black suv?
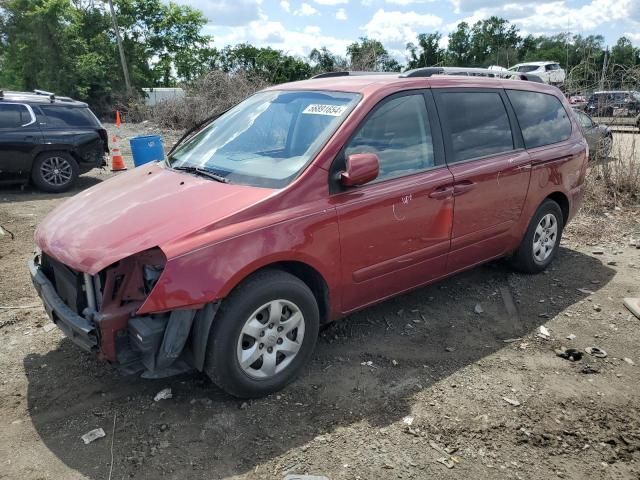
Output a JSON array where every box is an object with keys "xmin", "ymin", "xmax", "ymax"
[
  {"xmin": 585, "ymin": 90, "xmax": 640, "ymax": 119},
  {"xmin": 0, "ymin": 90, "xmax": 108, "ymax": 192}
]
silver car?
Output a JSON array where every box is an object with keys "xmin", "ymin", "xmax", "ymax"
[{"xmin": 573, "ymin": 108, "xmax": 613, "ymax": 161}]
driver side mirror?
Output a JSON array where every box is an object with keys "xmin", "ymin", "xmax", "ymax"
[{"xmin": 340, "ymin": 153, "xmax": 379, "ymax": 187}]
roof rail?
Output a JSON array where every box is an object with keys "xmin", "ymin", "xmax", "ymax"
[
  {"xmin": 311, "ymin": 71, "xmax": 396, "ymax": 79},
  {"xmin": 34, "ymin": 89, "xmax": 56, "ymax": 102},
  {"xmin": 400, "ymin": 67, "xmax": 543, "ymax": 83}
]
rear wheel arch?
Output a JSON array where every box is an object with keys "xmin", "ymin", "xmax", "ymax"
[{"xmin": 545, "ymin": 191, "xmax": 569, "ymax": 224}]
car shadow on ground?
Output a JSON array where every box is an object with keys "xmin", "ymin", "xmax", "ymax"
[
  {"xmin": 23, "ymin": 247, "xmax": 615, "ymax": 479},
  {"xmin": 0, "ymin": 172, "xmax": 106, "ymax": 204}
]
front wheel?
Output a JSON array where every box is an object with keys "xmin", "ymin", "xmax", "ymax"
[
  {"xmin": 204, "ymin": 269, "xmax": 319, "ymax": 398},
  {"xmin": 510, "ymin": 199, "xmax": 564, "ymax": 273}
]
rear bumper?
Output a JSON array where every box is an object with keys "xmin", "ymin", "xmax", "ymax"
[
  {"xmin": 28, "ymin": 259, "xmax": 98, "ymax": 352},
  {"xmin": 78, "ymin": 153, "xmax": 108, "ymax": 173}
]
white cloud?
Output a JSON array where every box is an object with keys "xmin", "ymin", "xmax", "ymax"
[
  {"xmin": 294, "ymin": 2, "xmax": 320, "ymax": 15},
  {"xmin": 386, "ymin": 0, "xmax": 435, "ymax": 5},
  {"xmin": 362, "ymin": 9, "xmax": 443, "ymax": 48},
  {"xmin": 449, "ymin": 0, "xmax": 636, "ymax": 38},
  {"xmin": 450, "ymin": 0, "xmax": 532, "ymax": 14},
  {"xmin": 512, "ymin": 0, "xmax": 632, "ymax": 33},
  {"xmin": 212, "ymin": 19, "xmax": 352, "ymax": 57},
  {"xmin": 280, "ymin": 0, "xmax": 291, "ymax": 12},
  {"xmin": 336, "ymin": 7, "xmax": 348, "ymax": 20},
  {"xmin": 304, "ymin": 25, "xmax": 322, "ymax": 34},
  {"xmin": 625, "ymin": 32, "xmax": 640, "ymax": 43},
  {"xmin": 172, "ymin": 0, "xmax": 261, "ymax": 26},
  {"xmin": 313, "ymin": 0, "xmax": 349, "ymax": 4},
  {"xmin": 361, "ymin": 0, "xmax": 374, "ymax": 5}
]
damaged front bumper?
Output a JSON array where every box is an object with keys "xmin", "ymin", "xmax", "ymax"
[
  {"xmin": 29, "ymin": 255, "xmax": 219, "ymax": 379},
  {"xmin": 29, "ymin": 259, "xmax": 99, "ymax": 352}
]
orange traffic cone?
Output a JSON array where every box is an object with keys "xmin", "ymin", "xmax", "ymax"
[{"xmin": 110, "ymin": 135, "xmax": 127, "ymax": 172}]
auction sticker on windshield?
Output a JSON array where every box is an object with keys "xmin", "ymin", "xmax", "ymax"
[{"xmin": 302, "ymin": 104, "xmax": 348, "ymax": 116}]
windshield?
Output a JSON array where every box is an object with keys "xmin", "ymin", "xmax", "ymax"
[{"xmin": 168, "ymin": 90, "xmax": 360, "ymax": 188}]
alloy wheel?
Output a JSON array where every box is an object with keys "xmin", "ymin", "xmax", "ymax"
[{"xmin": 40, "ymin": 156, "xmax": 73, "ymax": 186}]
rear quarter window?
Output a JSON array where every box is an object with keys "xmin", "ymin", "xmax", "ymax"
[
  {"xmin": 506, "ymin": 90, "xmax": 572, "ymax": 148},
  {"xmin": 0, "ymin": 103, "xmax": 32, "ymax": 128},
  {"xmin": 40, "ymin": 106, "xmax": 101, "ymax": 128}
]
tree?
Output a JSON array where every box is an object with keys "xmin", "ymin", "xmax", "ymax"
[
  {"xmin": 213, "ymin": 43, "xmax": 312, "ymax": 82},
  {"xmin": 447, "ymin": 22, "xmax": 471, "ymax": 66},
  {"xmin": 609, "ymin": 37, "xmax": 639, "ymax": 88},
  {"xmin": 406, "ymin": 32, "xmax": 444, "ymax": 69},
  {"xmin": 347, "ymin": 37, "xmax": 401, "ymax": 72},
  {"xmin": 0, "ymin": 0, "xmax": 212, "ymax": 111},
  {"xmin": 469, "ymin": 16, "xmax": 520, "ymax": 66},
  {"xmin": 309, "ymin": 47, "xmax": 347, "ymax": 73}
]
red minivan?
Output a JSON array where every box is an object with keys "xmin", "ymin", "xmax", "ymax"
[{"xmin": 29, "ymin": 71, "xmax": 588, "ymax": 397}]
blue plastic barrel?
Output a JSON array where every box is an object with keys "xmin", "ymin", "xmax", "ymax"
[{"xmin": 129, "ymin": 135, "xmax": 165, "ymax": 167}]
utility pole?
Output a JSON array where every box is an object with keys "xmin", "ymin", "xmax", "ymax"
[{"xmin": 107, "ymin": 0, "xmax": 132, "ymax": 94}]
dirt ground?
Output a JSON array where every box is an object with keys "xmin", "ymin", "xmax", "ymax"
[{"xmin": 1, "ymin": 126, "xmax": 639, "ymax": 480}]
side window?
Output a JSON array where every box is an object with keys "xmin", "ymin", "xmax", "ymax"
[
  {"xmin": 0, "ymin": 104, "xmax": 32, "ymax": 128},
  {"xmin": 506, "ymin": 90, "xmax": 572, "ymax": 148},
  {"xmin": 39, "ymin": 106, "xmax": 99, "ymax": 128},
  {"xmin": 345, "ymin": 94, "xmax": 434, "ymax": 181},
  {"xmin": 437, "ymin": 91, "xmax": 513, "ymax": 163},
  {"xmin": 576, "ymin": 111, "xmax": 593, "ymax": 129}
]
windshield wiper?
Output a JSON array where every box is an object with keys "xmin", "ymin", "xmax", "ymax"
[{"xmin": 172, "ymin": 166, "xmax": 229, "ymax": 183}]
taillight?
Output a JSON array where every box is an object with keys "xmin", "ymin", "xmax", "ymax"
[{"xmin": 98, "ymin": 128, "xmax": 109, "ymax": 152}]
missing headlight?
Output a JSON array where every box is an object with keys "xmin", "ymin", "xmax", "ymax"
[{"xmin": 143, "ymin": 264, "xmax": 164, "ymax": 294}]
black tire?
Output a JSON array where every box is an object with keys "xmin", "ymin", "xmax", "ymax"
[
  {"xmin": 204, "ymin": 269, "xmax": 320, "ymax": 398},
  {"xmin": 31, "ymin": 151, "xmax": 79, "ymax": 193},
  {"xmin": 510, "ymin": 199, "xmax": 564, "ymax": 274}
]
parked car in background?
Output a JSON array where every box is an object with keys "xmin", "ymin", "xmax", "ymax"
[
  {"xmin": 586, "ymin": 90, "xmax": 640, "ymax": 120},
  {"xmin": 569, "ymin": 94, "xmax": 587, "ymax": 110},
  {"xmin": 0, "ymin": 90, "xmax": 108, "ymax": 192},
  {"xmin": 573, "ymin": 108, "xmax": 613, "ymax": 160},
  {"xmin": 30, "ymin": 71, "xmax": 588, "ymax": 398},
  {"xmin": 508, "ymin": 61, "xmax": 565, "ymax": 85}
]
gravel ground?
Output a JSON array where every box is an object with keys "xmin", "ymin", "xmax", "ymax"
[{"xmin": 0, "ymin": 126, "xmax": 639, "ymax": 480}]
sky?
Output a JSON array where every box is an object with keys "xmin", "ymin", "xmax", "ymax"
[{"xmin": 171, "ymin": 0, "xmax": 640, "ymax": 64}]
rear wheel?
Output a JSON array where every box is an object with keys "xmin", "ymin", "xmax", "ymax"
[
  {"xmin": 204, "ymin": 270, "xmax": 319, "ymax": 398},
  {"xmin": 31, "ymin": 152, "xmax": 79, "ymax": 193},
  {"xmin": 510, "ymin": 199, "xmax": 564, "ymax": 273}
]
